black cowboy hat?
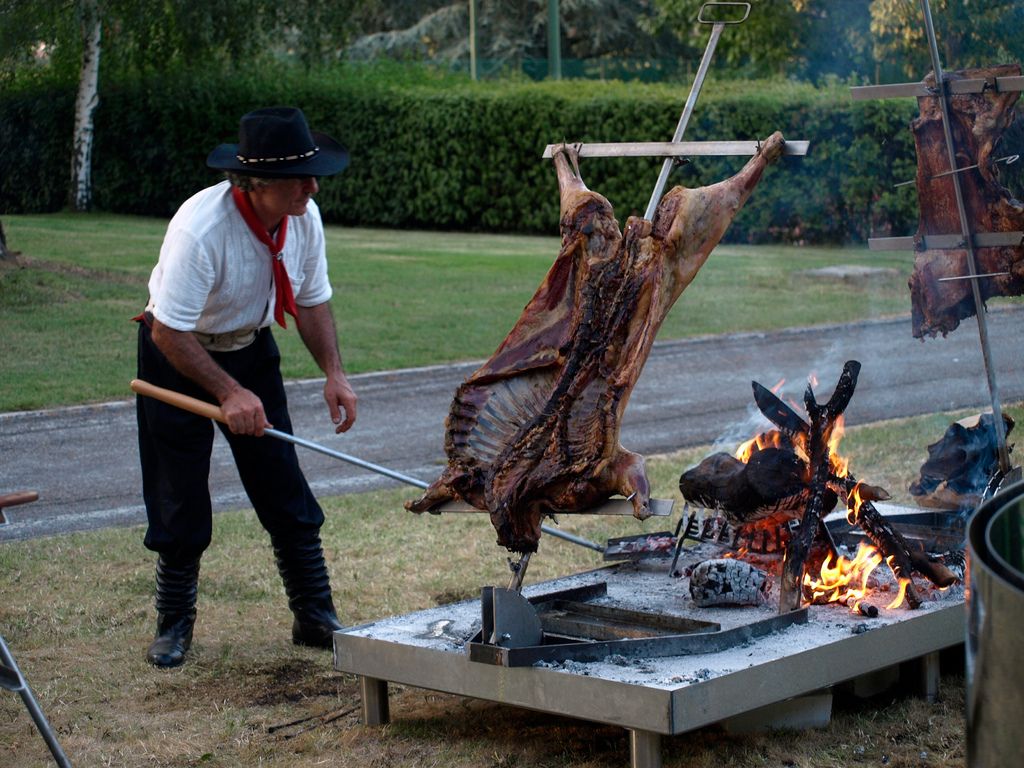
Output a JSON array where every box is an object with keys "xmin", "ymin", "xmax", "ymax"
[{"xmin": 206, "ymin": 106, "xmax": 349, "ymax": 178}]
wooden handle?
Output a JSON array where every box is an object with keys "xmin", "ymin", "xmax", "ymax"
[
  {"xmin": 130, "ymin": 379, "xmax": 226, "ymax": 424},
  {"xmin": 0, "ymin": 490, "xmax": 38, "ymax": 508}
]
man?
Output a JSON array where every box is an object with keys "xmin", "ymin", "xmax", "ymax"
[{"xmin": 135, "ymin": 106, "xmax": 357, "ymax": 668}]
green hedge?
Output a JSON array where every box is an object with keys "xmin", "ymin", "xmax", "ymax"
[{"xmin": 0, "ymin": 67, "xmax": 919, "ymax": 242}]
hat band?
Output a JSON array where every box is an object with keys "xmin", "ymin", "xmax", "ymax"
[{"xmin": 236, "ymin": 146, "xmax": 319, "ymax": 165}]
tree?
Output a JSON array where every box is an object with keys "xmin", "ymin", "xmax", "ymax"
[
  {"xmin": 870, "ymin": 0, "xmax": 1024, "ymax": 80},
  {"xmin": 345, "ymin": 1, "xmax": 683, "ymax": 75},
  {"xmin": 70, "ymin": 0, "xmax": 101, "ymax": 212},
  {"xmin": 644, "ymin": 0, "xmax": 874, "ymax": 82},
  {"xmin": 0, "ymin": 0, "xmax": 362, "ymax": 211}
]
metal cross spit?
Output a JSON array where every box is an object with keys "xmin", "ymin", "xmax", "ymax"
[{"xmin": 541, "ymin": 1, "xmax": 808, "ymax": 221}]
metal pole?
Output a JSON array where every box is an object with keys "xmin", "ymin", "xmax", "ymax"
[
  {"xmin": 919, "ymin": 0, "xmax": 1011, "ymax": 474},
  {"xmin": 547, "ymin": 0, "xmax": 561, "ymax": 80},
  {"xmin": 263, "ymin": 427, "xmax": 603, "ymax": 552},
  {"xmin": 643, "ymin": 22, "xmax": 725, "ymax": 220},
  {"xmin": 468, "ymin": 0, "xmax": 478, "ymax": 81},
  {"xmin": 0, "ymin": 636, "xmax": 72, "ymax": 768},
  {"xmin": 130, "ymin": 379, "xmax": 605, "ymax": 554}
]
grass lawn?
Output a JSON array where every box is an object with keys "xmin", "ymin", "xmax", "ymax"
[
  {"xmin": 5, "ymin": 399, "xmax": 1018, "ymax": 768},
  {"xmin": 0, "ymin": 212, "xmax": 918, "ymax": 411},
  {"xmin": 0, "ymin": 213, "xmax": 1009, "ymax": 767}
]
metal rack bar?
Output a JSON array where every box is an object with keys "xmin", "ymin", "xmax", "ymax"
[
  {"xmin": 850, "ymin": 75, "xmax": 1024, "ymax": 100},
  {"xmin": 541, "ymin": 140, "xmax": 808, "ymax": 160},
  {"xmin": 0, "ymin": 636, "xmax": 71, "ymax": 767},
  {"xmin": 643, "ymin": 2, "xmax": 750, "ymax": 221},
  {"xmin": 868, "ymin": 232, "xmax": 1024, "ymax": 251}
]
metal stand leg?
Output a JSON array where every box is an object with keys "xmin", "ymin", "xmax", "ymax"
[
  {"xmin": 359, "ymin": 676, "xmax": 390, "ymax": 726},
  {"xmin": 629, "ymin": 728, "xmax": 662, "ymax": 768},
  {"xmin": 914, "ymin": 651, "xmax": 941, "ymax": 703},
  {"xmin": 0, "ymin": 636, "xmax": 72, "ymax": 767}
]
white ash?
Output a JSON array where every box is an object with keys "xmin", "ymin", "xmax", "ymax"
[
  {"xmin": 688, "ymin": 558, "xmax": 771, "ymax": 607},
  {"xmin": 339, "ymin": 543, "xmax": 964, "ymax": 690}
]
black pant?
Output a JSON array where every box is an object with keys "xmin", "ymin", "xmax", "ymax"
[{"xmin": 136, "ymin": 322, "xmax": 324, "ymax": 561}]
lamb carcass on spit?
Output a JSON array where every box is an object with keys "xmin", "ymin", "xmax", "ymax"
[
  {"xmin": 406, "ymin": 133, "xmax": 787, "ymax": 552},
  {"xmin": 909, "ymin": 64, "xmax": 1024, "ymax": 338}
]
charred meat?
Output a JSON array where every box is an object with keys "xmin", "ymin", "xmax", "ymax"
[
  {"xmin": 407, "ymin": 134, "xmax": 787, "ymax": 552},
  {"xmin": 909, "ymin": 64, "xmax": 1024, "ymax": 338}
]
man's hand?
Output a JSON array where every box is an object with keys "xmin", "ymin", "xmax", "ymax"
[
  {"xmin": 220, "ymin": 387, "xmax": 272, "ymax": 436},
  {"xmin": 151, "ymin": 319, "xmax": 269, "ymax": 435},
  {"xmin": 324, "ymin": 373, "xmax": 357, "ymax": 433}
]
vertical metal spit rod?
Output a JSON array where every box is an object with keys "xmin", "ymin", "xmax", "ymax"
[
  {"xmin": 643, "ymin": 2, "xmax": 750, "ymax": 221},
  {"xmin": 919, "ymin": 0, "xmax": 1011, "ymax": 474}
]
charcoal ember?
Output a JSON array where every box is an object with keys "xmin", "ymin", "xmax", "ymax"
[
  {"xmin": 688, "ymin": 558, "xmax": 771, "ymax": 607},
  {"xmin": 938, "ymin": 549, "xmax": 967, "ymax": 581},
  {"xmin": 908, "ymin": 64, "xmax": 1024, "ymax": 339},
  {"xmin": 407, "ymin": 134, "xmax": 787, "ymax": 552},
  {"xmin": 910, "ymin": 413, "xmax": 1015, "ymax": 511}
]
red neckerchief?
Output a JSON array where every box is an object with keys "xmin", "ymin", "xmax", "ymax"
[{"xmin": 231, "ymin": 185, "xmax": 298, "ymax": 328}]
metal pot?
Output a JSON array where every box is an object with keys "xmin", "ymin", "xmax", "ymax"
[{"xmin": 967, "ymin": 479, "xmax": 1024, "ymax": 767}]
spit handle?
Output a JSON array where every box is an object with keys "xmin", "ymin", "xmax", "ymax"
[
  {"xmin": 698, "ymin": 2, "xmax": 751, "ymax": 24},
  {"xmin": 131, "ymin": 378, "xmax": 226, "ymax": 423},
  {"xmin": 130, "ymin": 379, "xmax": 606, "ymax": 552}
]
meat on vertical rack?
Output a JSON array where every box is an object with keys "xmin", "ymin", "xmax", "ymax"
[
  {"xmin": 406, "ymin": 133, "xmax": 787, "ymax": 552},
  {"xmin": 909, "ymin": 64, "xmax": 1024, "ymax": 338}
]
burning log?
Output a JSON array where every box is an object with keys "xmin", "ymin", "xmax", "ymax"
[
  {"xmin": 777, "ymin": 362, "xmax": 860, "ymax": 613},
  {"xmin": 688, "ymin": 558, "xmax": 770, "ymax": 608},
  {"xmin": 684, "ymin": 361, "xmax": 957, "ymax": 614},
  {"xmin": 844, "ymin": 485, "xmax": 958, "ymax": 592},
  {"xmin": 909, "ymin": 412, "xmax": 1015, "ymax": 511},
  {"xmin": 908, "ymin": 64, "xmax": 1024, "ymax": 339}
]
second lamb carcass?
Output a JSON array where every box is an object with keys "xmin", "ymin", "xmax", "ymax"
[
  {"xmin": 909, "ymin": 64, "xmax": 1024, "ymax": 338},
  {"xmin": 407, "ymin": 133, "xmax": 787, "ymax": 552}
]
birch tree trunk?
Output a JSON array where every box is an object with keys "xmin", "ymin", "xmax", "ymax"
[
  {"xmin": 70, "ymin": 0, "xmax": 102, "ymax": 212},
  {"xmin": 0, "ymin": 220, "xmax": 13, "ymax": 262}
]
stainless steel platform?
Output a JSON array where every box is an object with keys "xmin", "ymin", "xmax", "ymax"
[{"xmin": 334, "ymin": 556, "xmax": 964, "ymax": 768}]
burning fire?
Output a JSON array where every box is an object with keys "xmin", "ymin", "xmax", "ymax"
[
  {"xmin": 734, "ymin": 430, "xmax": 803, "ymax": 463},
  {"xmin": 733, "ymin": 414, "xmax": 849, "ymax": 480},
  {"xmin": 802, "ymin": 544, "xmax": 910, "ymax": 612},
  {"xmin": 733, "ymin": 410, "xmax": 915, "ymax": 612},
  {"xmin": 803, "ymin": 542, "xmax": 882, "ymax": 609}
]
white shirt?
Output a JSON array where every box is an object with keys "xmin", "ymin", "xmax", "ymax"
[{"xmin": 146, "ymin": 180, "xmax": 332, "ymax": 334}]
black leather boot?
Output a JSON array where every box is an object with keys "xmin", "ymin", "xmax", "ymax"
[
  {"xmin": 272, "ymin": 532, "xmax": 343, "ymax": 648},
  {"xmin": 146, "ymin": 555, "xmax": 200, "ymax": 668}
]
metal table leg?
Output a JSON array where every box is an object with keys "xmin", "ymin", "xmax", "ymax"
[
  {"xmin": 359, "ymin": 676, "xmax": 390, "ymax": 726},
  {"xmin": 629, "ymin": 728, "xmax": 662, "ymax": 768},
  {"xmin": 914, "ymin": 650, "xmax": 941, "ymax": 703}
]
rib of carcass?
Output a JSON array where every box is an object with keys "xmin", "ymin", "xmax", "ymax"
[
  {"xmin": 406, "ymin": 133, "xmax": 787, "ymax": 552},
  {"xmin": 909, "ymin": 64, "xmax": 1024, "ymax": 338}
]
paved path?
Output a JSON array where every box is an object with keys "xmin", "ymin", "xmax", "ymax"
[{"xmin": 2, "ymin": 309, "xmax": 1022, "ymax": 541}]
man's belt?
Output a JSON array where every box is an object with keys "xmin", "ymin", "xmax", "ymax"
[{"xmin": 192, "ymin": 327, "xmax": 259, "ymax": 352}]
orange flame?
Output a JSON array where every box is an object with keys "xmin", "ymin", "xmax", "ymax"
[
  {"xmin": 846, "ymin": 481, "xmax": 865, "ymax": 525},
  {"xmin": 803, "ymin": 543, "xmax": 883, "ymax": 608},
  {"xmin": 882, "ymin": 555, "xmax": 912, "ymax": 609},
  {"xmin": 828, "ymin": 415, "xmax": 849, "ymax": 478},
  {"xmin": 735, "ymin": 431, "xmax": 787, "ymax": 463}
]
